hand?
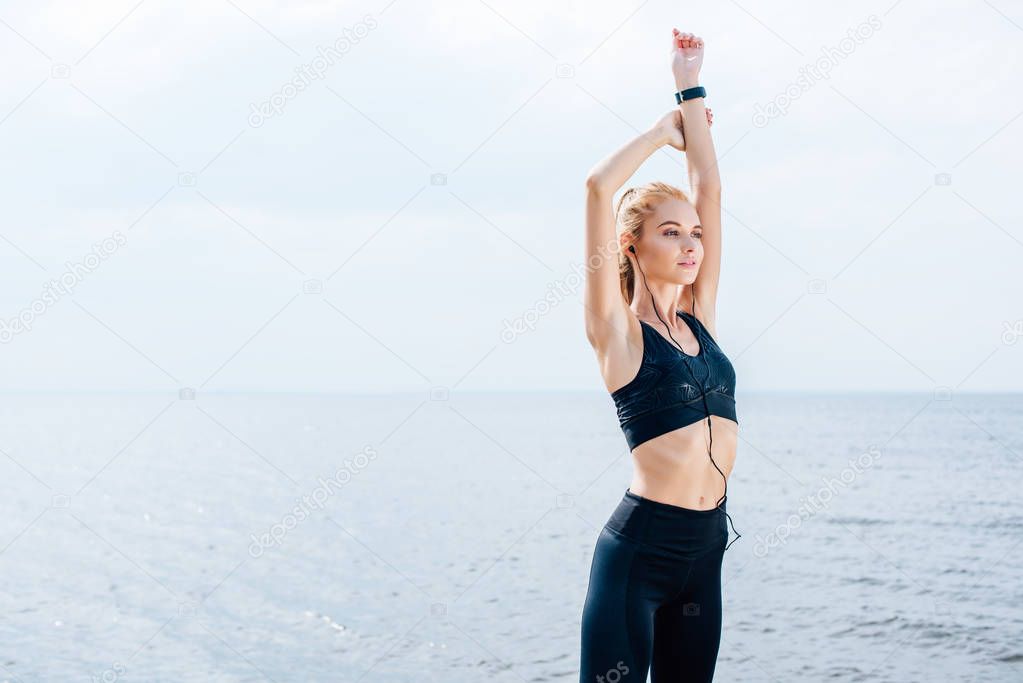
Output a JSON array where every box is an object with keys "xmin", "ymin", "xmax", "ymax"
[
  {"xmin": 651, "ymin": 107, "xmax": 713, "ymax": 152},
  {"xmin": 652, "ymin": 109, "xmax": 686, "ymax": 151},
  {"xmin": 670, "ymin": 28, "xmax": 704, "ymax": 88}
]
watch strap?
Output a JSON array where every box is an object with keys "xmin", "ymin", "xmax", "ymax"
[{"xmin": 674, "ymin": 86, "xmax": 706, "ymax": 104}]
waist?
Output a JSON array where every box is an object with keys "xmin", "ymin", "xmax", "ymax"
[{"xmin": 604, "ymin": 488, "xmax": 727, "ymax": 554}]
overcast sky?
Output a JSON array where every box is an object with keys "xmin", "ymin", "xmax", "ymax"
[{"xmin": 0, "ymin": 0, "xmax": 1020, "ymax": 393}]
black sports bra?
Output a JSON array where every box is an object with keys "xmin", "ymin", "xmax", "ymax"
[{"xmin": 610, "ymin": 310, "xmax": 738, "ymax": 451}]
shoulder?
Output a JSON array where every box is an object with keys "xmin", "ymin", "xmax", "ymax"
[{"xmin": 682, "ymin": 306, "xmax": 720, "ymax": 345}]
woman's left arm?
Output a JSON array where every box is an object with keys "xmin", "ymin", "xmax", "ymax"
[{"xmin": 671, "ymin": 30, "xmax": 723, "ymax": 336}]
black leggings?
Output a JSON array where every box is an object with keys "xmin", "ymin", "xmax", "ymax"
[{"xmin": 579, "ymin": 488, "xmax": 727, "ymax": 683}]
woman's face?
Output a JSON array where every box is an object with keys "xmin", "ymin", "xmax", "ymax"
[{"xmin": 635, "ymin": 198, "xmax": 703, "ymax": 284}]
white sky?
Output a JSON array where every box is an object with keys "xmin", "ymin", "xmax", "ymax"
[{"xmin": 0, "ymin": 0, "xmax": 1020, "ymax": 393}]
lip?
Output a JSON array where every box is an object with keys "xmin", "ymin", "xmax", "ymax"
[{"xmin": 677, "ymin": 261, "xmax": 697, "ymax": 267}]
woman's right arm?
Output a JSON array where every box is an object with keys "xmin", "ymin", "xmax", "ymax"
[{"xmin": 583, "ymin": 122, "xmax": 672, "ymax": 350}]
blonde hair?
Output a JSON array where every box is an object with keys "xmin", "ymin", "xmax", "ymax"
[{"xmin": 615, "ymin": 181, "xmax": 690, "ymax": 303}]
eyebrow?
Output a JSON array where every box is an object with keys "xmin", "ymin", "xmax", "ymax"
[{"xmin": 657, "ymin": 221, "xmax": 702, "ymax": 230}]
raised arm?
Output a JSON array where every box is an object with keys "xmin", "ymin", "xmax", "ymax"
[
  {"xmin": 671, "ymin": 30, "xmax": 723, "ymax": 333},
  {"xmin": 583, "ymin": 114, "xmax": 684, "ymax": 349}
]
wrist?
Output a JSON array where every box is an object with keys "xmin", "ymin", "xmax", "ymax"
[
  {"xmin": 675, "ymin": 77, "xmax": 700, "ymax": 91},
  {"xmin": 643, "ymin": 125, "xmax": 668, "ymax": 149}
]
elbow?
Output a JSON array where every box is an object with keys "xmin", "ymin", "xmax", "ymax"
[{"xmin": 585, "ymin": 173, "xmax": 610, "ymax": 195}]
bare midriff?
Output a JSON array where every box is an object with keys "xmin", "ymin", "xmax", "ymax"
[{"xmin": 627, "ymin": 415, "xmax": 738, "ymax": 510}]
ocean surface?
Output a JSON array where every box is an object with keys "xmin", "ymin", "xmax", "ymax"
[{"xmin": 0, "ymin": 391, "xmax": 1020, "ymax": 682}]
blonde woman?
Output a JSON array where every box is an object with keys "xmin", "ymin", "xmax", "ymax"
[{"xmin": 579, "ymin": 30, "xmax": 737, "ymax": 682}]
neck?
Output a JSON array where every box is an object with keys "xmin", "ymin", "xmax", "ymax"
[{"xmin": 630, "ymin": 282, "xmax": 682, "ymax": 326}]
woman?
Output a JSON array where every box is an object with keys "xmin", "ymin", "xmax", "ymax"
[{"xmin": 579, "ymin": 30, "xmax": 738, "ymax": 682}]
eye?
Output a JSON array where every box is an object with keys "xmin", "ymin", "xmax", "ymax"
[
  {"xmin": 665, "ymin": 229, "xmax": 680, "ymax": 236},
  {"xmin": 693, "ymin": 230, "xmax": 703, "ymax": 239}
]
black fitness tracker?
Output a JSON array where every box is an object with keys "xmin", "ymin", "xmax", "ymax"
[{"xmin": 674, "ymin": 86, "xmax": 706, "ymax": 104}]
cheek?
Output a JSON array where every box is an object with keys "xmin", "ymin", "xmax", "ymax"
[{"xmin": 654, "ymin": 241, "xmax": 678, "ymax": 263}]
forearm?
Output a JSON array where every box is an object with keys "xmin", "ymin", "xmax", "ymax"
[
  {"xmin": 676, "ymin": 77, "xmax": 720, "ymax": 191},
  {"xmin": 586, "ymin": 127, "xmax": 665, "ymax": 195}
]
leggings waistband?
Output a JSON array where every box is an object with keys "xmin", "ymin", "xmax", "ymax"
[{"xmin": 605, "ymin": 488, "xmax": 727, "ymax": 554}]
